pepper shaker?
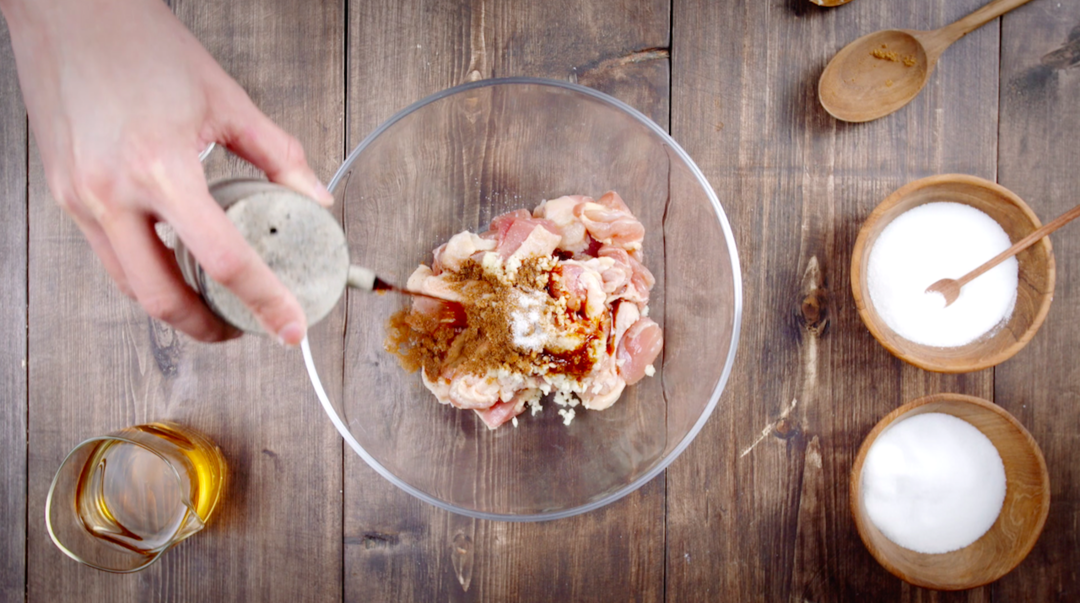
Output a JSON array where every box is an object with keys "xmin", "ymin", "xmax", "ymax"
[{"xmin": 174, "ymin": 178, "xmax": 376, "ymax": 335}]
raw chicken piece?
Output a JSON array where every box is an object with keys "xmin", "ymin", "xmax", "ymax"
[
  {"xmin": 507, "ymin": 224, "xmax": 562, "ymax": 264},
  {"xmin": 617, "ymin": 318, "xmax": 664, "ymax": 385},
  {"xmin": 575, "ymin": 191, "xmax": 645, "ymax": 251},
  {"xmin": 474, "ymin": 392, "xmax": 531, "ymax": 430},
  {"xmin": 448, "ymin": 373, "xmax": 501, "ymax": 410},
  {"xmin": 421, "ymin": 368, "xmax": 452, "ymax": 405},
  {"xmin": 406, "ymin": 265, "xmax": 464, "ymax": 302},
  {"xmin": 596, "ymin": 190, "xmax": 632, "ymax": 213},
  {"xmin": 534, "ymin": 195, "xmax": 590, "ymax": 252},
  {"xmin": 550, "ymin": 260, "xmax": 606, "ymax": 318},
  {"xmin": 487, "ymin": 209, "xmax": 532, "ymax": 236},
  {"xmin": 599, "ymin": 246, "xmax": 654, "ymax": 303},
  {"xmin": 549, "ymin": 263, "xmax": 587, "ymax": 312},
  {"xmin": 612, "ymin": 301, "xmax": 641, "ymax": 346},
  {"xmin": 488, "ymin": 212, "xmax": 560, "ymax": 258},
  {"xmin": 578, "ymin": 352, "xmax": 626, "ymax": 411},
  {"xmin": 434, "ymin": 232, "xmax": 497, "ymax": 273}
]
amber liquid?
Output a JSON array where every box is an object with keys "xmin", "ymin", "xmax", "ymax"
[{"xmin": 74, "ymin": 423, "xmax": 226, "ymax": 556}]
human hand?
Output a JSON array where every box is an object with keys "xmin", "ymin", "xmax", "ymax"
[{"xmin": 0, "ymin": 0, "xmax": 333, "ymax": 345}]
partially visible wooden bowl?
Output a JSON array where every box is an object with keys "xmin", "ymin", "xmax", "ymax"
[
  {"xmin": 851, "ymin": 174, "xmax": 1055, "ymax": 373},
  {"xmin": 851, "ymin": 394, "xmax": 1050, "ymax": 591}
]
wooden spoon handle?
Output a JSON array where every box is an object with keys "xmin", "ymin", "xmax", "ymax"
[
  {"xmin": 929, "ymin": 0, "xmax": 1034, "ymax": 52},
  {"xmin": 958, "ymin": 201, "xmax": 1080, "ymax": 288}
]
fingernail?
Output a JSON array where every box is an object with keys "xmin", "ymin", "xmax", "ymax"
[
  {"xmin": 276, "ymin": 321, "xmax": 305, "ymax": 347},
  {"xmin": 313, "ymin": 179, "xmax": 333, "ymax": 206}
]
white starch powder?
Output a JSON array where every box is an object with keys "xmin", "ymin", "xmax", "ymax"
[
  {"xmin": 867, "ymin": 202, "xmax": 1018, "ymax": 347},
  {"xmin": 861, "ymin": 412, "xmax": 1006, "ymax": 554}
]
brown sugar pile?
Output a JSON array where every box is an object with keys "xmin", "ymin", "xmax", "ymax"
[
  {"xmin": 384, "ymin": 256, "xmax": 599, "ymax": 383},
  {"xmin": 871, "ymin": 47, "xmax": 900, "ymax": 62},
  {"xmin": 871, "ymin": 46, "xmax": 918, "ymax": 67}
]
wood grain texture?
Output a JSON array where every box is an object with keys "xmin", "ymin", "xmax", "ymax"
[
  {"xmin": 25, "ymin": 1, "xmax": 343, "ymax": 601},
  {"xmin": 995, "ymin": 2, "xmax": 1080, "ymax": 600},
  {"xmin": 0, "ymin": 16, "xmax": 27, "ymax": 603},
  {"xmin": 669, "ymin": 0, "xmax": 999, "ymax": 600},
  {"xmin": 343, "ymin": 0, "xmax": 669, "ymax": 601}
]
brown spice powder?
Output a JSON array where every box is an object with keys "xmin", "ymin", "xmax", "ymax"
[
  {"xmin": 871, "ymin": 48, "xmax": 900, "ymax": 62},
  {"xmin": 870, "ymin": 47, "xmax": 918, "ymax": 68},
  {"xmin": 384, "ymin": 256, "xmax": 599, "ymax": 383}
]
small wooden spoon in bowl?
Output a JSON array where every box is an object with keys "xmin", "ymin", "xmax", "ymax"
[
  {"xmin": 927, "ymin": 201, "xmax": 1080, "ymax": 306},
  {"xmin": 819, "ymin": 0, "xmax": 1033, "ymax": 123}
]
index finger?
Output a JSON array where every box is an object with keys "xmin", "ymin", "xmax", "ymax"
[{"xmin": 150, "ymin": 156, "xmax": 308, "ymax": 346}]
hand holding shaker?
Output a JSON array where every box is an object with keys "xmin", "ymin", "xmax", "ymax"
[{"xmin": 173, "ymin": 179, "xmax": 378, "ymax": 336}]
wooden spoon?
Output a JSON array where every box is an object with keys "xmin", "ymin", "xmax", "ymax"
[
  {"xmin": 819, "ymin": 0, "xmax": 1033, "ymax": 122},
  {"xmin": 927, "ymin": 202, "xmax": 1080, "ymax": 306}
]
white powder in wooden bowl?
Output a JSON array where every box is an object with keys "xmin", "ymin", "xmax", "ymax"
[
  {"xmin": 861, "ymin": 412, "xmax": 1006, "ymax": 554},
  {"xmin": 867, "ymin": 202, "xmax": 1018, "ymax": 347}
]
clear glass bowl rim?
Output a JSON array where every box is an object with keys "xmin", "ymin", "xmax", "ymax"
[{"xmin": 301, "ymin": 76, "xmax": 744, "ymax": 522}]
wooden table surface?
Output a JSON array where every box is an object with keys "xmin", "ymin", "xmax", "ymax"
[{"xmin": 3, "ymin": 0, "xmax": 1080, "ymax": 601}]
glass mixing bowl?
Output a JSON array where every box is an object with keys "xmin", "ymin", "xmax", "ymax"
[{"xmin": 302, "ymin": 78, "xmax": 741, "ymax": 521}]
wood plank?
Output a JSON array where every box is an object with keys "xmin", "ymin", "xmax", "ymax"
[
  {"xmin": 995, "ymin": 3, "xmax": 1080, "ymax": 600},
  {"xmin": 342, "ymin": 1, "xmax": 670, "ymax": 600},
  {"xmin": 25, "ymin": 0, "xmax": 343, "ymax": 600},
  {"xmin": 669, "ymin": 0, "xmax": 1000, "ymax": 600},
  {"xmin": 0, "ymin": 15, "xmax": 27, "ymax": 603}
]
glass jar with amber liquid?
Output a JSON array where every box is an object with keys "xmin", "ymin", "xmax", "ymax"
[{"xmin": 46, "ymin": 422, "xmax": 227, "ymax": 573}]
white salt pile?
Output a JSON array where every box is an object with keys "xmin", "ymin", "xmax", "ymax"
[
  {"xmin": 861, "ymin": 412, "xmax": 1006, "ymax": 554},
  {"xmin": 867, "ymin": 202, "xmax": 1018, "ymax": 347},
  {"xmin": 510, "ymin": 290, "xmax": 551, "ymax": 352}
]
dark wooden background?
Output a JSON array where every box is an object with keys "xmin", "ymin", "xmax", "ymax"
[{"xmin": 3, "ymin": 0, "xmax": 1079, "ymax": 600}]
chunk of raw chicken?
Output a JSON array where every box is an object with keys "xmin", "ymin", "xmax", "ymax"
[
  {"xmin": 486, "ymin": 211, "xmax": 561, "ymax": 258},
  {"xmin": 598, "ymin": 246, "xmax": 655, "ymax": 303},
  {"xmin": 448, "ymin": 373, "xmax": 501, "ymax": 410},
  {"xmin": 473, "ymin": 389, "xmax": 536, "ymax": 430},
  {"xmin": 405, "ymin": 265, "xmax": 464, "ymax": 302},
  {"xmin": 578, "ymin": 352, "xmax": 626, "ymax": 411},
  {"xmin": 617, "ymin": 317, "xmax": 663, "ymax": 385},
  {"xmin": 533, "ymin": 195, "xmax": 590, "ymax": 252},
  {"xmin": 549, "ymin": 260, "xmax": 606, "ymax": 318},
  {"xmin": 574, "ymin": 191, "xmax": 645, "ymax": 251},
  {"xmin": 507, "ymin": 224, "xmax": 562, "ymax": 264},
  {"xmin": 433, "ymin": 231, "xmax": 497, "ymax": 273}
]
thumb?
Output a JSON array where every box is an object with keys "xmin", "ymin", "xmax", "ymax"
[{"xmin": 215, "ymin": 92, "xmax": 334, "ymax": 207}]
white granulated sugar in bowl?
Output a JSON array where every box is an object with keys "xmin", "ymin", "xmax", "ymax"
[
  {"xmin": 861, "ymin": 412, "xmax": 1006, "ymax": 554},
  {"xmin": 867, "ymin": 202, "xmax": 1018, "ymax": 347}
]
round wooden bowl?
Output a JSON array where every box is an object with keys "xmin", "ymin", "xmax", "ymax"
[
  {"xmin": 850, "ymin": 394, "xmax": 1050, "ymax": 591},
  {"xmin": 851, "ymin": 174, "xmax": 1055, "ymax": 373}
]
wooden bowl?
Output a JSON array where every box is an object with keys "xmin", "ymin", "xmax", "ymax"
[
  {"xmin": 851, "ymin": 174, "xmax": 1055, "ymax": 373},
  {"xmin": 850, "ymin": 394, "xmax": 1050, "ymax": 590}
]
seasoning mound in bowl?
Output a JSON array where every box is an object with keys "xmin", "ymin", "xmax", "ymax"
[
  {"xmin": 861, "ymin": 412, "xmax": 1006, "ymax": 554},
  {"xmin": 867, "ymin": 202, "xmax": 1018, "ymax": 347},
  {"xmin": 385, "ymin": 192, "xmax": 664, "ymax": 429}
]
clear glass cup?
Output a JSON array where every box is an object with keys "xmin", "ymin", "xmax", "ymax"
[
  {"xmin": 304, "ymin": 77, "xmax": 742, "ymax": 520},
  {"xmin": 45, "ymin": 422, "xmax": 227, "ymax": 573}
]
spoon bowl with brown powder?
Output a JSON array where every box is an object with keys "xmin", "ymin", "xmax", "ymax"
[
  {"xmin": 300, "ymin": 78, "xmax": 742, "ymax": 521},
  {"xmin": 819, "ymin": 0, "xmax": 1034, "ymax": 123}
]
